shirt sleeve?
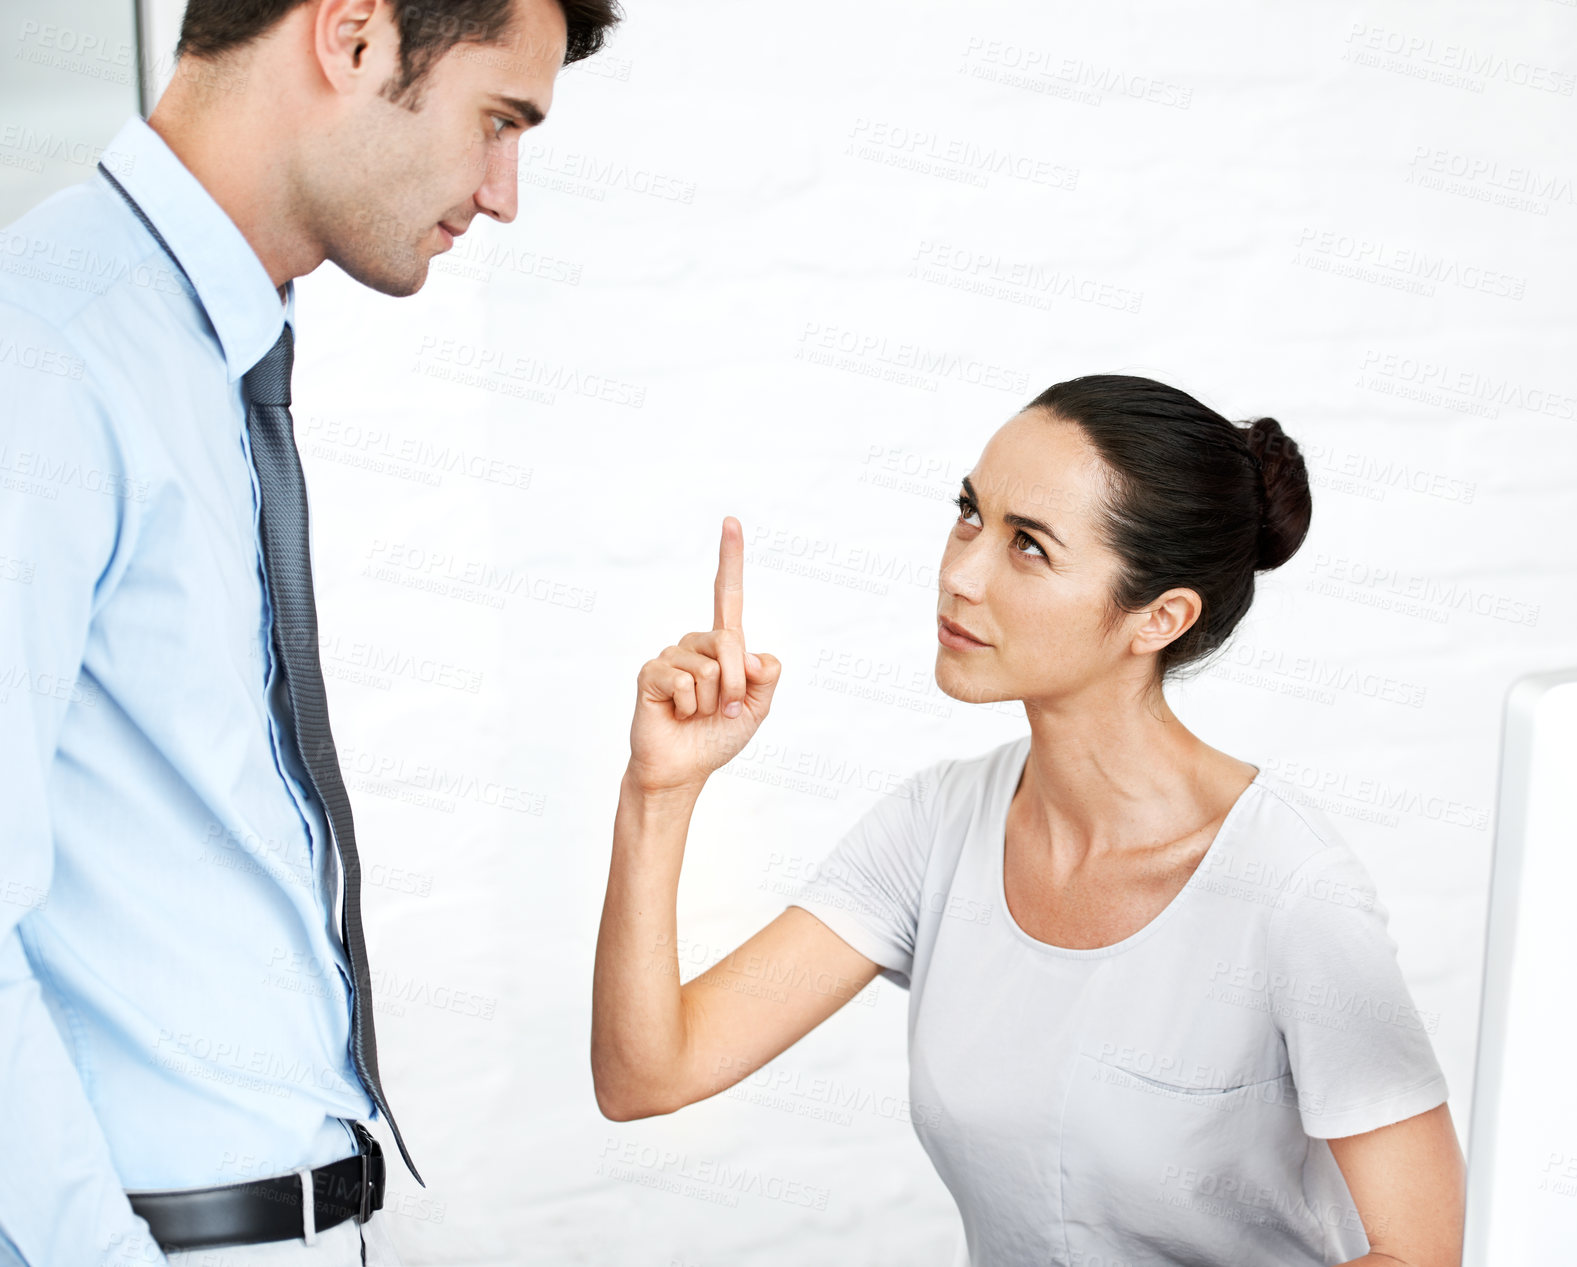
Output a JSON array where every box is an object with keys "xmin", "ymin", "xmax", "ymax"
[
  {"xmin": 0, "ymin": 304, "xmax": 166, "ymax": 1265},
  {"xmin": 784, "ymin": 758, "xmax": 952, "ymax": 987},
  {"xmin": 1265, "ymin": 842, "xmax": 1450, "ymax": 1140}
]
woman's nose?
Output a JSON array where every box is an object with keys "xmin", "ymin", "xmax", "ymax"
[{"xmin": 940, "ymin": 544, "xmax": 989, "ymax": 603}]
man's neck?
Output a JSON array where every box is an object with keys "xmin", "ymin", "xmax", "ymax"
[{"xmin": 147, "ymin": 60, "xmax": 324, "ymax": 291}]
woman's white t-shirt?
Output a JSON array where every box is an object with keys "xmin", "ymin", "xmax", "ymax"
[{"xmin": 786, "ymin": 734, "xmax": 1449, "ymax": 1267}]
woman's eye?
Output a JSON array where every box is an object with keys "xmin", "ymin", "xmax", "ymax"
[
  {"xmin": 1013, "ymin": 530, "xmax": 1046, "ymax": 559},
  {"xmin": 954, "ymin": 494, "xmax": 1045, "ymax": 560}
]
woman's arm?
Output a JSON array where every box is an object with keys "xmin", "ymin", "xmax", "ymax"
[
  {"xmin": 591, "ymin": 772, "xmax": 880, "ymax": 1120},
  {"xmin": 1328, "ymin": 1102, "xmax": 1466, "ymax": 1267},
  {"xmin": 591, "ymin": 515, "xmax": 882, "ymax": 1120}
]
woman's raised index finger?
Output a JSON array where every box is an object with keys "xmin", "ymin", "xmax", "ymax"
[{"xmin": 713, "ymin": 515, "xmax": 744, "ymax": 631}]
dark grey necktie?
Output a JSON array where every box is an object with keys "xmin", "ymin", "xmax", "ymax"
[{"xmin": 243, "ymin": 327, "xmax": 421, "ymax": 1186}]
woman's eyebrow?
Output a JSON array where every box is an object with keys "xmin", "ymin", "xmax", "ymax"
[{"xmin": 961, "ymin": 474, "xmax": 1067, "ymax": 549}]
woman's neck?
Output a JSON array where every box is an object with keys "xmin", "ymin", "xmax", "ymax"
[{"xmin": 1014, "ymin": 685, "xmax": 1252, "ymax": 863}]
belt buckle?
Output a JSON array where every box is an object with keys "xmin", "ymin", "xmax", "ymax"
[{"xmin": 348, "ymin": 1122, "xmax": 384, "ymax": 1224}]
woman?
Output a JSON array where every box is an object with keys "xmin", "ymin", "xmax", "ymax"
[{"xmin": 591, "ymin": 374, "xmax": 1465, "ymax": 1266}]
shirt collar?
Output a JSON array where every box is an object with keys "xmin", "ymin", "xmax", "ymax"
[{"xmin": 100, "ymin": 115, "xmax": 292, "ymax": 383}]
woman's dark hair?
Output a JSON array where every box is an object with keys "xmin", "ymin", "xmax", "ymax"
[
  {"xmin": 178, "ymin": 0, "xmax": 621, "ymax": 100},
  {"xmin": 1026, "ymin": 373, "xmax": 1312, "ymax": 681}
]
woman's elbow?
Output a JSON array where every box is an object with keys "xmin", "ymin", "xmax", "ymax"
[
  {"xmin": 593, "ymin": 1088, "xmax": 645, "ymax": 1121},
  {"xmin": 592, "ymin": 1065, "xmax": 687, "ymax": 1121},
  {"xmin": 596, "ymin": 1085, "xmax": 656, "ymax": 1121}
]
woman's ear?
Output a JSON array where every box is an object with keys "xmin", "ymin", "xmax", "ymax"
[{"xmin": 1130, "ymin": 588, "xmax": 1203, "ymax": 658}]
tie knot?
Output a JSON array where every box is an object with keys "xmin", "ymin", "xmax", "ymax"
[{"xmin": 244, "ymin": 325, "xmax": 294, "ymax": 407}]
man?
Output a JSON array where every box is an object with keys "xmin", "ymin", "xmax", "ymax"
[{"xmin": 0, "ymin": 0, "xmax": 619, "ymax": 1262}]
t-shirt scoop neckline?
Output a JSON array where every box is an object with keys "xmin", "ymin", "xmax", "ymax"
[{"xmin": 993, "ymin": 738, "xmax": 1269, "ymax": 960}]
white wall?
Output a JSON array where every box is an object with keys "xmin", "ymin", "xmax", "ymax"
[
  {"xmin": 0, "ymin": 0, "xmax": 138, "ymax": 222},
  {"xmin": 33, "ymin": 0, "xmax": 1577, "ymax": 1262}
]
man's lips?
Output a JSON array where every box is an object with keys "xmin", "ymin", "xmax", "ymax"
[{"xmin": 933, "ymin": 618, "xmax": 984, "ymax": 650}]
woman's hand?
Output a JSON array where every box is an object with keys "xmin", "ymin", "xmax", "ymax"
[
  {"xmin": 627, "ymin": 516, "xmax": 783, "ymax": 796},
  {"xmin": 599, "ymin": 518, "xmax": 873, "ymax": 1123}
]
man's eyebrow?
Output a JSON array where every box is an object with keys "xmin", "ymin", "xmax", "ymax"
[
  {"xmin": 960, "ymin": 474, "xmax": 1067, "ymax": 550},
  {"xmin": 497, "ymin": 96, "xmax": 545, "ymax": 127}
]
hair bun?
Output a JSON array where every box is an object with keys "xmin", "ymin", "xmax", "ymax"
[{"xmin": 1244, "ymin": 416, "xmax": 1312, "ymax": 570}]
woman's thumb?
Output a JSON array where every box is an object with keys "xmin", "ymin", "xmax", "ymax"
[{"xmin": 745, "ymin": 651, "xmax": 781, "ymax": 688}]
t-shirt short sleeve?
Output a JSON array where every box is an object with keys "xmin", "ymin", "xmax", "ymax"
[
  {"xmin": 785, "ymin": 759, "xmax": 952, "ymax": 988},
  {"xmin": 1266, "ymin": 843, "xmax": 1450, "ymax": 1139}
]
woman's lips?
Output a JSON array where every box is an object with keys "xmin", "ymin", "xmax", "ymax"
[{"xmin": 938, "ymin": 615, "xmax": 990, "ymax": 650}]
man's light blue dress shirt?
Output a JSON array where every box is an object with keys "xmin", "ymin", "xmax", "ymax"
[{"xmin": 0, "ymin": 116, "xmax": 376, "ymax": 1265}]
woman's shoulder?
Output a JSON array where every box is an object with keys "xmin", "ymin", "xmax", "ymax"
[
  {"xmin": 913, "ymin": 733, "xmax": 1030, "ymax": 819},
  {"xmin": 1228, "ymin": 770, "xmax": 1388, "ymax": 919},
  {"xmin": 862, "ymin": 734, "xmax": 1028, "ymax": 862}
]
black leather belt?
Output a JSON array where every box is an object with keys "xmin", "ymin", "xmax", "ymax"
[{"xmin": 127, "ymin": 1122, "xmax": 385, "ymax": 1252}]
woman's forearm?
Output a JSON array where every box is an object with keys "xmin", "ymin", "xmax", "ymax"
[
  {"xmin": 597, "ymin": 519, "xmax": 785, "ymax": 1118},
  {"xmin": 590, "ymin": 768, "xmax": 703, "ymax": 1119}
]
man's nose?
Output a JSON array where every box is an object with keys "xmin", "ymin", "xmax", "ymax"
[{"xmin": 475, "ymin": 139, "xmax": 519, "ymax": 224}]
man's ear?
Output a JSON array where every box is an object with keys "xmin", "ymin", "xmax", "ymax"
[{"xmin": 312, "ymin": 0, "xmax": 396, "ymax": 95}]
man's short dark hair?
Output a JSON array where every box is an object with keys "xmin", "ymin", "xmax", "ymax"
[{"xmin": 177, "ymin": 0, "xmax": 621, "ymax": 103}]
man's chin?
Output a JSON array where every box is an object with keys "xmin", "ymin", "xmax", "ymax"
[{"xmin": 333, "ymin": 250, "xmax": 430, "ymax": 299}]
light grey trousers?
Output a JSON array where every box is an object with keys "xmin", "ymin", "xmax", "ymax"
[{"xmin": 162, "ymin": 1211, "xmax": 401, "ymax": 1267}]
